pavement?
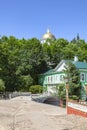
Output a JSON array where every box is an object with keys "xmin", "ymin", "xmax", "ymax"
[{"xmin": 0, "ymin": 96, "xmax": 87, "ymax": 130}]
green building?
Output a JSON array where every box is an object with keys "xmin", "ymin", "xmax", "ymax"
[{"xmin": 38, "ymin": 58, "xmax": 87, "ymax": 100}]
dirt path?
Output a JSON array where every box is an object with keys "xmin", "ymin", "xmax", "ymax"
[{"xmin": 0, "ymin": 96, "xmax": 87, "ymax": 130}]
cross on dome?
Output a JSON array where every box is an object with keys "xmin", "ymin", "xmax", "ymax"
[
  {"xmin": 47, "ymin": 28, "xmax": 50, "ymax": 33},
  {"xmin": 41, "ymin": 28, "xmax": 56, "ymax": 43}
]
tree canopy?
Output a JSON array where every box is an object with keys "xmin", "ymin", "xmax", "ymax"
[
  {"xmin": 0, "ymin": 35, "xmax": 87, "ymax": 91},
  {"xmin": 64, "ymin": 61, "xmax": 81, "ymax": 97}
]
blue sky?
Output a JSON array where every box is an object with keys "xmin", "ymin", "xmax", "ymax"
[{"xmin": 0, "ymin": 0, "xmax": 87, "ymax": 41}]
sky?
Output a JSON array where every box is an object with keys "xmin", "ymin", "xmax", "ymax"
[{"xmin": 0, "ymin": 0, "xmax": 87, "ymax": 41}]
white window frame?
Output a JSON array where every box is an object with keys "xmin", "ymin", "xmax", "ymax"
[{"xmin": 60, "ymin": 75, "xmax": 64, "ymax": 81}]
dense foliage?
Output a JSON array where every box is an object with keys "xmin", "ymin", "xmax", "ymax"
[
  {"xmin": 64, "ymin": 61, "xmax": 81, "ymax": 98},
  {"xmin": 57, "ymin": 84, "xmax": 66, "ymax": 100},
  {"xmin": 0, "ymin": 35, "xmax": 87, "ymax": 92},
  {"xmin": 29, "ymin": 85, "xmax": 43, "ymax": 94}
]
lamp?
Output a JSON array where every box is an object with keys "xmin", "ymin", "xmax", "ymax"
[
  {"xmin": 85, "ymin": 83, "xmax": 87, "ymax": 101},
  {"xmin": 64, "ymin": 77, "xmax": 69, "ymax": 102}
]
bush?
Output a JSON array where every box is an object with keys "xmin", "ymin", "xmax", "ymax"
[
  {"xmin": 70, "ymin": 95, "xmax": 78, "ymax": 100},
  {"xmin": 29, "ymin": 85, "xmax": 43, "ymax": 94}
]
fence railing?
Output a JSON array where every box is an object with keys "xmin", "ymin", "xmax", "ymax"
[{"xmin": 0, "ymin": 92, "xmax": 31, "ymax": 99}]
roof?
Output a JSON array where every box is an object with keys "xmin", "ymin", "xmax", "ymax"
[
  {"xmin": 40, "ymin": 60, "xmax": 87, "ymax": 76},
  {"xmin": 41, "ymin": 28, "xmax": 56, "ymax": 40},
  {"xmin": 40, "ymin": 69, "xmax": 56, "ymax": 75},
  {"xmin": 55, "ymin": 60, "xmax": 87, "ymax": 70},
  {"xmin": 72, "ymin": 61, "xmax": 87, "ymax": 69}
]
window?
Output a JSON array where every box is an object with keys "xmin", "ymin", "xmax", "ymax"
[
  {"xmin": 48, "ymin": 76, "xmax": 52, "ymax": 83},
  {"xmin": 80, "ymin": 73, "xmax": 85, "ymax": 81},
  {"xmin": 86, "ymin": 73, "xmax": 87, "ymax": 82},
  {"xmin": 60, "ymin": 75, "xmax": 64, "ymax": 81},
  {"xmin": 56, "ymin": 75, "xmax": 58, "ymax": 80},
  {"xmin": 48, "ymin": 77, "xmax": 50, "ymax": 83},
  {"xmin": 51, "ymin": 76, "xmax": 52, "ymax": 82}
]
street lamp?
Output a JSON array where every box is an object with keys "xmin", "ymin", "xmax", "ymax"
[
  {"xmin": 64, "ymin": 77, "xmax": 69, "ymax": 102},
  {"xmin": 85, "ymin": 83, "xmax": 87, "ymax": 101},
  {"xmin": 66, "ymin": 83, "xmax": 69, "ymax": 101}
]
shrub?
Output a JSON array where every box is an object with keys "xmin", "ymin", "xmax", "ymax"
[
  {"xmin": 29, "ymin": 85, "xmax": 43, "ymax": 94},
  {"xmin": 70, "ymin": 95, "xmax": 78, "ymax": 100}
]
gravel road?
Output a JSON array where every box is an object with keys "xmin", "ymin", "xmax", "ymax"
[{"xmin": 0, "ymin": 96, "xmax": 87, "ymax": 130}]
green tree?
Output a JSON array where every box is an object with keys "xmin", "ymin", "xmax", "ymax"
[
  {"xmin": 64, "ymin": 61, "xmax": 81, "ymax": 98},
  {"xmin": 19, "ymin": 75, "xmax": 33, "ymax": 91},
  {"xmin": 57, "ymin": 84, "xmax": 66, "ymax": 100},
  {"xmin": 77, "ymin": 43, "xmax": 87, "ymax": 61},
  {"xmin": 0, "ymin": 35, "xmax": 8, "ymax": 44},
  {"xmin": 0, "ymin": 37, "xmax": 47, "ymax": 91},
  {"xmin": 17, "ymin": 38, "xmax": 47, "ymax": 84},
  {"xmin": 42, "ymin": 38, "xmax": 69, "ymax": 68},
  {"xmin": 42, "ymin": 42, "xmax": 52, "ymax": 68},
  {"xmin": 0, "ymin": 38, "xmax": 22, "ymax": 91},
  {"xmin": 50, "ymin": 38, "xmax": 69, "ymax": 67},
  {"xmin": 62, "ymin": 43, "xmax": 78, "ymax": 60}
]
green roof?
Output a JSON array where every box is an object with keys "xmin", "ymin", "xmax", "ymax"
[
  {"xmin": 72, "ymin": 61, "xmax": 87, "ymax": 69},
  {"xmin": 61, "ymin": 60, "xmax": 87, "ymax": 69},
  {"xmin": 42, "ymin": 69, "xmax": 56, "ymax": 75},
  {"xmin": 40, "ymin": 60, "xmax": 87, "ymax": 76}
]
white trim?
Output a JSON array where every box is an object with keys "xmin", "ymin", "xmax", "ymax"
[
  {"xmin": 79, "ymin": 69, "xmax": 87, "ymax": 72},
  {"xmin": 54, "ymin": 60, "xmax": 65, "ymax": 71},
  {"xmin": 86, "ymin": 74, "xmax": 87, "ymax": 82},
  {"xmin": 68, "ymin": 102, "xmax": 87, "ymax": 112}
]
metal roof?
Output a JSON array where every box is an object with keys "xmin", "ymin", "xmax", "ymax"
[{"xmin": 40, "ymin": 60, "xmax": 87, "ymax": 75}]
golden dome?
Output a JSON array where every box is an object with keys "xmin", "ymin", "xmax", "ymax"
[{"xmin": 41, "ymin": 28, "xmax": 56, "ymax": 40}]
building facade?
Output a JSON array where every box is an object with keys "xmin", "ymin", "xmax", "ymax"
[{"xmin": 38, "ymin": 59, "xmax": 87, "ymax": 100}]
